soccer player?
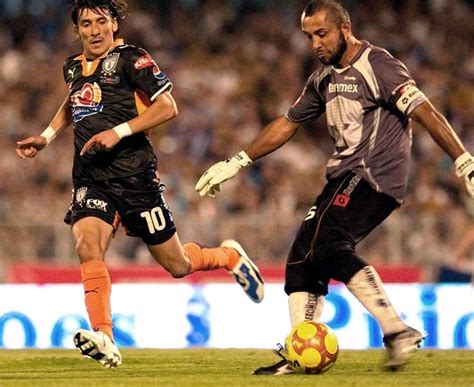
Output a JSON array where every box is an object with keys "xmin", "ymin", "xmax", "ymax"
[
  {"xmin": 196, "ymin": 0, "xmax": 474, "ymax": 374},
  {"xmin": 16, "ymin": 0, "xmax": 264, "ymax": 368}
]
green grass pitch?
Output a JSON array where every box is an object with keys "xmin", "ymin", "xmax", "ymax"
[{"xmin": 0, "ymin": 349, "xmax": 472, "ymax": 386}]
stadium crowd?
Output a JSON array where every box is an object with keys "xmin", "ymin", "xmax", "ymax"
[{"xmin": 0, "ymin": 0, "xmax": 472, "ymax": 281}]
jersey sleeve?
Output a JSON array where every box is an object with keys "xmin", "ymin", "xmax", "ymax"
[
  {"xmin": 370, "ymin": 49, "xmax": 427, "ymax": 116},
  {"xmin": 125, "ymin": 48, "xmax": 173, "ymax": 101},
  {"xmin": 286, "ymin": 71, "xmax": 325, "ymax": 123}
]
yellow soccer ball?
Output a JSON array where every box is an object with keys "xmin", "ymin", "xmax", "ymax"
[{"xmin": 285, "ymin": 321, "xmax": 339, "ymax": 374}]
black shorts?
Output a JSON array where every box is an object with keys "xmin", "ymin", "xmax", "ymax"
[
  {"xmin": 64, "ymin": 170, "xmax": 176, "ymax": 245},
  {"xmin": 285, "ymin": 172, "xmax": 398, "ymax": 296}
]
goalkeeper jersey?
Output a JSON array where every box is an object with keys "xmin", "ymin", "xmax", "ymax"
[
  {"xmin": 63, "ymin": 39, "xmax": 172, "ymax": 183},
  {"xmin": 287, "ymin": 40, "xmax": 427, "ymax": 201}
]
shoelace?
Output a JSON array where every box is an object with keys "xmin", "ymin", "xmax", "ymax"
[{"xmin": 272, "ymin": 343, "xmax": 288, "ymax": 362}]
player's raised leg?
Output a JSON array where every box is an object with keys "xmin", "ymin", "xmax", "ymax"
[{"xmin": 147, "ymin": 233, "xmax": 264, "ymax": 302}]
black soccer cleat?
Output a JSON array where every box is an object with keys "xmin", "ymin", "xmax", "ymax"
[
  {"xmin": 252, "ymin": 343, "xmax": 295, "ymax": 376},
  {"xmin": 383, "ymin": 326, "xmax": 425, "ymax": 371}
]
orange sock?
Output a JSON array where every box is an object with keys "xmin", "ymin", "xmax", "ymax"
[
  {"xmin": 80, "ymin": 260, "xmax": 113, "ymax": 340},
  {"xmin": 184, "ymin": 243, "xmax": 240, "ymax": 273}
]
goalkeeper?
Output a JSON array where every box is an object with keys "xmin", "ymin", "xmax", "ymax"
[{"xmin": 196, "ymin": 0, "xmax": 473, "ymax": 375}]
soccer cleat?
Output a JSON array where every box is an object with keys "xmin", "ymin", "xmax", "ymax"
[
  {"xmin": 253, "ymin": 343, "xmax": 295, "ymax": 375},
  {"xmin": 74, "ymin": 329, "xmax": 122, "ymax": 369},
  {"xmin": 221, "ymin": 239, "xmax": 264, "ymax": 303},
  {"xmin": 383, "ymin": 326, "xmax": 425, "ymax": 371}
]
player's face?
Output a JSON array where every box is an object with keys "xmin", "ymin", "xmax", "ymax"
[
  {"xmin": 76, "ymin": 8, "xmax": 118, "ymax": 59},
  {"xmin": 302, "ymin": 11, "xmax": 348, "ymax": 66}
]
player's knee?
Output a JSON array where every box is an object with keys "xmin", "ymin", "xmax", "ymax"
[
  {"xmin": 75, "ymin": 240, "xmax": 105, "ymax": 262},
  {"xmin": 165, "ymin": 260, "xmax": 191, "ymax": 279},
  {"xmin": 313, "ymin": 240, "xmax": 367, "ymax": 283},
  {"xmin": 330, "ymin": 253, "xmax": 367, "ymax": 283}
]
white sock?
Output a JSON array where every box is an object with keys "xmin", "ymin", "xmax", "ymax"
[
  {"xmin": 288, "ymin": 292, "xmax": 325, "ymax": 327},
  {"xmin": 346, "ymin": 266, "xmax": 406, "ymax": 335}
]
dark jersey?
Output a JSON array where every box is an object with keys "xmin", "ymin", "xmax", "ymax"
[
  {"xmin": 287, "ymin": 41, "xmax": 428, "ymax": 201},
  {"xmin": 63, "ymin": 39, "xmax": 172, "ymax": 182}
]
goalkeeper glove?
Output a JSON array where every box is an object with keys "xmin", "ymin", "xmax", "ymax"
[
  {"xmin": 455, "ymin": 152, "xmax": 474, "ymax": 198},
  {"xmin": 195, "ymin": 151, "xmax": 252, "ymax": 197}
]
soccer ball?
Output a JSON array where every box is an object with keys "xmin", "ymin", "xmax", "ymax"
[{"xmin": 285, "ymin": 321, "xmax": 339, "ymax": 374}]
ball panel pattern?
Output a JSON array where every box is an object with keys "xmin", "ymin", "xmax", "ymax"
[{"xmin": 285, "ymin": 321, "xmax": 339, "ymax": 374}]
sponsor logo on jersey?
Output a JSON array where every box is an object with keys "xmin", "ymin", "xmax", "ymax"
[
  {"xmin": 343, "ymin": 175, "xmax": 361, "ymax": 196},
  {"xmin": 70, "ymin": 82, "xmax": 104, "ymax": 122},
  {"xmin": 102, "ymin": 52, "xmax": 120, "ymax": 75},
  {"xmin": 333, "ymin": 175, "xmax": 361, "ymax": 207},
  {"xmin": 85, "ymin": 198, "xmax": 108, "ymax": 212},
  {"xmin": 328, "ymin": 83, "xmax": 358, "ymax": 93},
  {"xmin": 333, "ymin": 193, "xmax": 350, "ymax": 207},
  {"xmin": 135, "ymin": 53, "xmax": 156, "ymax": 70},
  {"xmin": 152, "ymin": 65, "xmax": 166, "ymax": 80},
  {"xmin": 68, "ymin": 68, "xmax": 77, "ymax": 80},
  {"xmin": 99, "ymin": 75, "xmax": 120, "ymax": 85},
  {"xmin": 395, "ymin": 81, "xmax": 423, "ymax": 113}
]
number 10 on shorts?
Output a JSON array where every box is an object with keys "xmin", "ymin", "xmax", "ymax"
[{"xmin": 140, "ymin": 207, "xmax": 166, "ymax": 234}]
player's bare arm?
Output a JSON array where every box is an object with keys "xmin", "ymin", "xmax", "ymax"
[
  {"xmin": 244, "ymin": 115, "xmax": 300, "ymax": 161},
  {"xmin": 16, "ymin": 97, "xmax": 72, "ymax": 159},
  {"xmin": 410, "ymin": 101, "xmax": 466, "ymax": 160},
  {"xmin": 80, "ymin": 91, "xmax": 178, "ymax": 156},
  {"xmin": 195, "ymin": 115, "xmax": 300, "ymax": 197},
  {"xmin": 410, "ymin": 101, "xmax": 474, "ymax": 197}
]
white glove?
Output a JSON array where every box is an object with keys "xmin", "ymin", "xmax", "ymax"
[
  {"xmin": 455, "ymin": 152, "xmax": 474, "ymax": 198},
  {"xmin": 195, "ymin": 151, "xmax": 252, "ymax": 197}
]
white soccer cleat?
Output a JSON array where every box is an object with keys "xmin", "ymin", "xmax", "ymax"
[
  {"xmin": 221, "ymin": 239, "xmax": 265, "ymax": 303},
  {"xmin": 383, "ymin": 326, "xmax": 425, "ymax": 371},
  {"xmin": 74, "ymin": 329, "xmax": 122, "ymax": 369}
]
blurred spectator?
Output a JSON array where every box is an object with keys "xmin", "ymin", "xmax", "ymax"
[{"xmin": 0, "ymin": 0, "xmax": 472, "ymax": 282}]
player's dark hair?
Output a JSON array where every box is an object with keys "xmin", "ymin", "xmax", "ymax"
[
  {"xmin": 69, "ymin": 0, "xmax": 127, "ymax": 30},
  {"xmin": 302, "ymin": 0, "xmax": 350, "ymax": 27}
]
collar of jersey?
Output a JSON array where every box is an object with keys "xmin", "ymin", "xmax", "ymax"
[
  {"xmin": 332, "ymin": 40, "xmax": 369, "ymax": 74},
  {"xmin": 74, "ymin": 38, "xmax": 124, "ymax": 77}
]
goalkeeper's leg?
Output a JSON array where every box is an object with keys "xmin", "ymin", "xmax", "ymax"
[
  {"xmin": 310, "ymin": 174, "xmax": 425, "ymax": 370},
  {"xmin": 252, "ymin": 291, "xmax": 324, "ymax": 375}
]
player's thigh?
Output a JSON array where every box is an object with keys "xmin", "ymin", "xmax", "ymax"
[
  {"xmin": 66, "ymin": 185, "xmax": 119, "ymax": 261},
  {"xmin": 118, "ymin": 176, "xmax": 177, "ymax": 245},
  {"xmin": 72, "ymin": 216, "xmax": 115, "ymax": 262},
  {"xmin": 285, "ymin": 182, "xmax": 339, "ymax": 296},
  {"xmin": 314, "ymin": 174, "xmax": 398, "ymax": 247}
]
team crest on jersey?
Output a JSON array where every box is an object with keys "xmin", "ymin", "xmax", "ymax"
[
  {"xmin": 102, "ymin": 52, "xmax": 120, "ymax": 75},
  {"xmin": 75, "ymin": 187, "xmax": 88, "ymax": 204},
  {"xmin": 70, "ymin": 82, "xmax": 104, "ymax": 122}
]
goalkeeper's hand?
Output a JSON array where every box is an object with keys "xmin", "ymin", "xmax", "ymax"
[
  {"xmin": 195, "ymin": 151, "xmax": 253, "ymax": 197},
  {"xmin": 455, "ymin": 152, "xmax": 474, "ymax": 198}
]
